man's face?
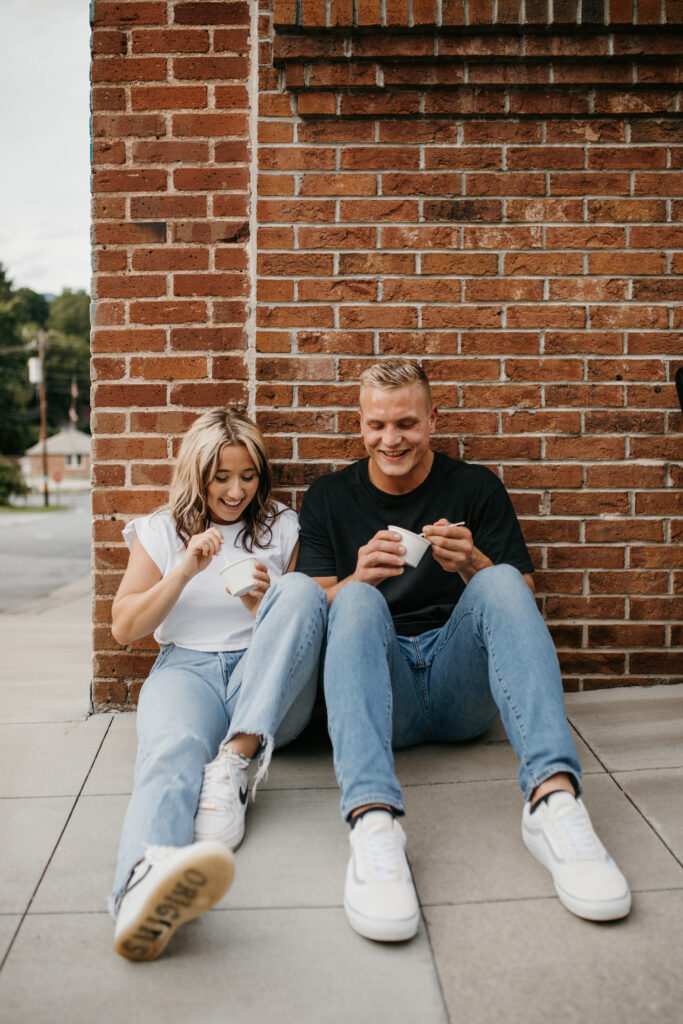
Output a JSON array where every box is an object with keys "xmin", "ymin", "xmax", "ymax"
[{"xmin": 359, "ymin": 384, "xmax": 437, "ymax": 494}]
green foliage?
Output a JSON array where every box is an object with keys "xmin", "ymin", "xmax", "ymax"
[
  {"xmin": 0, "ymin": 264, "xmax": 91, "ymax": 456},
  {"xmin": 47, "ymin": 289, "xmax": 90, "ymax": 337},
  {"xmin": 45, "ymin": 332, "xmax": 91, "ymax": 433},
  {"xmin": 0, "ymin": 288, "xmax": 37, "ymax": 455},
  {"xmin": 13, "ymin": 287, "xmax": 49, "ymax": 328},
  {"xmin": 0, "ymin": 454, "xmax": 28, "ymax": 505}
]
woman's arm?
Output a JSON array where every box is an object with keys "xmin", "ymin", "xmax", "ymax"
[
  {"xmin": 236, "ymin": 540, "xmax": 300, "ymax": 618},
  {"xmin": 112, "ymin": 528, "xmax": 223, "ymax": 644},
  {"xmin": 285, "ymin": 540, "xmax": 300, "ymax": 573}
]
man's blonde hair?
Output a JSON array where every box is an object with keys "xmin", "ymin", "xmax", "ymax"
[{"xmin": 359, "ymin": 358, "xmax": 431, "ymax": 404}]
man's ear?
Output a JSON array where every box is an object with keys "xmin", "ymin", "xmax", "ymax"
[{"xmin": 429, "ymin": 405, "xmax": 438, "ymax": 432}]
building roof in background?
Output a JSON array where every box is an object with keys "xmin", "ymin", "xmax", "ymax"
[{"xmin": 24, "ymin": 427, "xmax": 91, "ymax": 457}]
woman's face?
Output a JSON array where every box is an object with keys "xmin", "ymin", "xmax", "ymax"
[{"xmin": 206, "ymin": 443, "xmax": 259, "ymax": 525}]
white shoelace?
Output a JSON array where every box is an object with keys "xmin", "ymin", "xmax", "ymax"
[
  {"xmin": 358, "ymin": 827, "xmax": 405, "ymax": 882},
  {"xmin": 554, "ymin": 805, "xmax": 604, "ymax": 862},
  {"xmin": 199, "ymin": 753, "xmax": 247, "ymax": 810}
]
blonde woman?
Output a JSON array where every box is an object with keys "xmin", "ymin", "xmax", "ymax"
[{"xmin": 109, "ymin": 408, "xmax": 326, "ymax": 961}]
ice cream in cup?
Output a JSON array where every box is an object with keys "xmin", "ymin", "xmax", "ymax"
[
  {"xmin": 387, "ymin": 525, "xmax": 431, "ymax": 568},
  {"xmin": 219, "ymin": 555, "xmax": 259, "ymax": 597}
]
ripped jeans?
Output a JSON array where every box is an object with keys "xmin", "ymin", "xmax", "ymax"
[
  {"xmin": 110, "ymin": 573, "xmax": 327, "ymax": 913},
  {"xmin": 324, "ymin": 564, "xmax": 582, "ymax": 821}
]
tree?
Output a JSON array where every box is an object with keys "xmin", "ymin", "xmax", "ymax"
[
  {"xmin": 47, "ymin": 289, "xmax": 90, "ymax": 338},
  {"xmin": 0, "ymin": 266, "xmax": 91, "ymax": 453},
  {"xmin": 0, "ymin": 268, "xmax": 38, "ymax": 455},
  {"xmin": 44, "ymin": 332, "xmax": 90, "ymax": 432},
  {"xmin": 13, "ymin": 287, "xmax": 49, "ymax": 328},
  {"xmin": 0, "ymin": 454, "xmax": 28, "ymax": 505}
]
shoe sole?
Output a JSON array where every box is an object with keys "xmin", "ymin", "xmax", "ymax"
[
  {"xmin": 114, "ymin": 845, "xmax": 235, "ymax": 962},
  {"xmin": 344, "ymin": 898, "xmax": 419, "ymax": 942},
  {"xmin": 193, "ymin": 819, "xmax": 245, "ymax": 852},
  {"xmin": 553, "ymin": 879, "xmax": 631, "ymax": 922},
  {"xmin": 523, "ymin": 830, "xmax": 631, "ymax": 922}
]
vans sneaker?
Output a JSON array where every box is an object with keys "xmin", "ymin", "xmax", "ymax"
[
  {"xmin": 522, "ymin": 791, "xmax": 631, "ymax": 921},
  {"xmin": 113, "ymin": 842, "xmax": 235, "ymax": 961},
  {"xmin": 194, "ymin": 748, "xmax": 250, "ymax": 851},
  {"xmin": 344, "ymin": 810, "xmax": 420, "ymax": 942}
]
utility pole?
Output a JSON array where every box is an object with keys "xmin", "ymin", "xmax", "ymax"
[
  {"xmin": 27, "ymin": 331, "xmax": 49, "ymax": 506},
  {"xmin": 38, "ymin": 330, "xmax": 49, "ymax": 506},
  {"xmin": 69, "ymin": 376, "xmax": 78, "ymax": 425}
]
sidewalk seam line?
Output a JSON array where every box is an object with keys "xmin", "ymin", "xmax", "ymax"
[
  {"xmin": 0, "ymin": 714, "xmax": 115, "ymax": 973},
  {"xmin": 567, "ymin": 716, "xmax": 683, "ymax": 872}
]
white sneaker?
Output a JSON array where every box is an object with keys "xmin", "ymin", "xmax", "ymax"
[
  {"xmin": 113, "ymin": 842, "xmax": 235, "ymax": 961},
  {"xmin": 344, "ymin": 810, "xmax": 420, "ymax": 942},
  {"xmin": 522, "ymin": 791, "xmax": 631, "ymax": 921},
  {"xmin": 194, "ymin": 749, "xmax": 250, "ymax": 851}
]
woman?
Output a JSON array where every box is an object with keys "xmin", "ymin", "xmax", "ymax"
[{"xmin": 109, "ymin": 408, "xmax": 327, "ymax": 961}]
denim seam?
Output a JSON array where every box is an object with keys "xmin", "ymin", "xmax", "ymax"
[
  {"xmin": 382, "ymin": 617, "xmax": 397, "ymax": 761},
  {"xmin": 226, "ymin": 586, "xmax": 326, "ymax": 742},
  {"xmin": 343, "ymin": 794, "xmax": 406, "ymax": 818},
  {"xmin": 523, "ymin": 763, "xmax": 583, "ymax": 803},
  {"xmin": 480, "ymin": 611, "xmax": 534, "ymax": 786},
  {"xmin": 447, "ymin": 607, "xmax": 534, "ymax": 790}
]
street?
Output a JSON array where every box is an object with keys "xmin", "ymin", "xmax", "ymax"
[{"xmin": 0, "ymin": 492, "xmax": 91, "ymax": 611}]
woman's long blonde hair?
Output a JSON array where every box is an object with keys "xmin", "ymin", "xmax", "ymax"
[{"xmin": 167, "ymin": 408, "xmax": 278, "ymax": 551}]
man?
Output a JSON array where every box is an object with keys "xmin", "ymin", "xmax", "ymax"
[{"xmin": 296, "ymin": 358, "xmax": 630, "ymax": 942}]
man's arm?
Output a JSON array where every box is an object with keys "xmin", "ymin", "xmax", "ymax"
[
  {"xmin": 423, "ymin": 519, "xmax": 535, "ymax": 595},
  {"xmin": 309, "ymin": 529, "xmax": 409, "ymax": 604}
]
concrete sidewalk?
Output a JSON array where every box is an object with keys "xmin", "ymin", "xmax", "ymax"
[{"xmin": 0, "ymin": 579, "xmax": 681, "ymax": 1023}]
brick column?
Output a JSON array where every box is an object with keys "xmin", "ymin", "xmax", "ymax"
[{"xmin": 91, "ymin": 0, "xmax": 253, "ymax": 706}]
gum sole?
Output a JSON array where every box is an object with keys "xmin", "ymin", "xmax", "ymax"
[{"xmin": 114, "ymin": 847, "xmax": 235, "ymax": 962}]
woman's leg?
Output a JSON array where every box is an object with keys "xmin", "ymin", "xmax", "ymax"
[
  {"xmin": 223, "ymin": 573, "xmax": 328, "ymax": 777},
  {"xmin": 109, "ymin": 645, "xmax": 229, "ymax": 913}
]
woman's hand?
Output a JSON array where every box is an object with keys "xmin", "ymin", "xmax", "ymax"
[
  {"xmin": 179, "ymin": 527, "xmax": 224, "ymax": 580},
  {"xmin": 234, "ymin": 561, "xmax": 271, "ymax": 617}
]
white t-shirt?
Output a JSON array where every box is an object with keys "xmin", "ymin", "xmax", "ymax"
[{"xmin": 122, "ymin": 505, "xmax": 299, "ymax": 651}]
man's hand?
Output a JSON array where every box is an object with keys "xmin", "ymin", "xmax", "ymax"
[
  {"xmin": 422, "ymin": 519, "xmax": 475, "ymax": 575},
  {"xmin": 352, "ymin": 529, "xmax": 406, "ymax": 587}
]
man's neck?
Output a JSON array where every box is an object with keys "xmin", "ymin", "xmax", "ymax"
[{"xmin": 367, "ymin": 449, "xmax": 435, "ymax": 495}]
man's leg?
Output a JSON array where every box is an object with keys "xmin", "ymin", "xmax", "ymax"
[
  {"xmin": 425, "ymin": 563, "xmax": 630, "ymax": 921},
  {"xmin": 324, "ymin": 581, "xmax": 423, "ymax": 941},
  {"xmin": 426, "ymin": 563, "xmax": 581, "ymax": 799},
  {"xmin": 324, "ymin": 581, "xmax": 426, "ymax": 820}
]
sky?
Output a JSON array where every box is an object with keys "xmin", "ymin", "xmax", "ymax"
[{"xmin": 0, "ymin": 0, "xmax": 91, "ymax": 297}]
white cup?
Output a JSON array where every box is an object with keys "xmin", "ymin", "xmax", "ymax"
[
  {"xmin": 388, "ymin": 525, "xmax": 430, "ymax": 568},
  {"xmin": 219, "ymin": 556, "xmax": 258, "ymax": 597}
]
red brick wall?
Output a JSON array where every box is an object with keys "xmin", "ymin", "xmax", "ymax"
[
  {"xmin": 91, "ymin": 0, "xmax": 682, "ymax": 708},
  {"xmin": 91, "ymin": 0, "xmax": 253, "ymax": 704}
]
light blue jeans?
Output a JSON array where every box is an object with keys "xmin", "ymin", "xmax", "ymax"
[
  {"xmin": 323, "ymin": 564, "xmax": 582, "ymax": 820},
  {"xmin": 110, "ymin": 573, "xmax": 327, "ymax": 912}
]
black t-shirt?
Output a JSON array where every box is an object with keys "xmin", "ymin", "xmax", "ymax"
[{"xmin": 296, "ymin": 451, "xmax": 534, "ymax": 636}]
